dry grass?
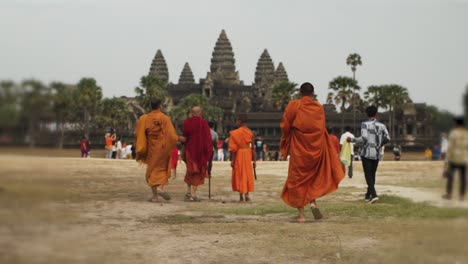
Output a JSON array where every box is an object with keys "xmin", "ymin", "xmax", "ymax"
[{"xmin": 0, "ymin": 153, "xmax": 467, "ymax": 264}]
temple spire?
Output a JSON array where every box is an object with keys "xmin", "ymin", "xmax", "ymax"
[
  {"xmin": 274, "ymin": 62, "xmax": 289, "ymax": 83},
  {"xmin": 210, "ymin": 30, "xmax": 239, "ymax": 83},
  {"xmin": 148, "ymin": 49, "xmax": 169, "ymax": 83},
  {"xmin": 178, "ymin": 62, "xmax": 195, "ymax": 85}
]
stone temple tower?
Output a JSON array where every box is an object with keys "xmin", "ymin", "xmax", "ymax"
[
  {"xmin": 149, "ymin": 49, "xmax": 169, "ymax": 83},
  {"xmin": 274, "ymin": 62, "xmax": 289, "ymax": 83},
  {"xmin": 210, "ymin": 30, "xmax": 240, "ymax": 84},
  {"xmin": 178, "ymin": 62, "xmax": 195, "ymax": 85},
  {"xmin": 253, "ymin": 49, "xmax": 275, "ymax": 107}
]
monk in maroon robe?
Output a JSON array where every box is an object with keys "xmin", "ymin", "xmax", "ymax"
[{"xmin": 182, "ymin": 106, "xmax": 213, "ymax": 201}]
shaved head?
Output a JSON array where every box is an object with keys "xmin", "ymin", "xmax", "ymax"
[{"xmin": 191, "ymin": 106, "xmax": 202, "ymax": 117}]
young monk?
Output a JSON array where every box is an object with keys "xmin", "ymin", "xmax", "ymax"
[
  {"xmin": 229, "ymin": 115, "xmax": 256, "ymax": 202},
  {"xmin": 280, "ymin": 82, "xmax": 345, "ymax": 222},
  {"xmin": 135, "ymin": 99, "xmax": 182, "ymax": 203}
]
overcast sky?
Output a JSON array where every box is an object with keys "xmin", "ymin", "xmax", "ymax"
[{"xmin": 1, "ymin": 0, "xmax": 467, "ymax": 114}]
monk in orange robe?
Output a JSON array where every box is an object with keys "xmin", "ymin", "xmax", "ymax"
[
  {"xmin": 135, "ymin": 99, "xmax": 180, "ymax": 203},
  {"xmin": 280, "ymin": 82, "xmax": 345, "ymax": 222},
  {"xmin": 229, "ymin": 115, "xmax": 256, "ymax": 202},
  {"xmin": 182, "ymin": 106, "xmax": 213, "ymax": 202}
]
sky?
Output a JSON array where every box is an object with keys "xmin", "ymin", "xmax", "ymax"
[{"xmin": 1, "ymin": 0, "xmax": 467, "ymax": 114}]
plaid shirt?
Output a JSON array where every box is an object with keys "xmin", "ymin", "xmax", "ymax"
[{"xmin": 353, "ymin": 118, "xmax": 390, "ymax": 160}]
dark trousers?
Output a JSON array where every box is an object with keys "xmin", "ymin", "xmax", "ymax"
[
  {"xmin": 361, "ymin": 157, "xmax": 380, "ymax": 197},
  {"xmin": 446, "ymin": 162, "xmax": 466, "ymax": 197},
  {"xmin": 348, "ymin": 155, "xmax": 353, "ymax": 177}
]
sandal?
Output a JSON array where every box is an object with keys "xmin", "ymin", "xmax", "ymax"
[
  {"xmin": 311, "ymin": 207, "xmax": 323, "ymax": 220},
  {"xmin": 158, "ymin": 191, "xmax": 171, "ymax": 201},
  {"xmin": 185, "ymin": 195, "xmax": 201, "ymax": 202}
]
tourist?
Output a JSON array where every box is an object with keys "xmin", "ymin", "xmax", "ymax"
[
  {"xmin": 135, "ymin": 99, "xmax": 181, "ymax": 203},
  {"xmin": 442, "ymin": 117, "xmax": 467, "ymax": 201},
  {"xmin": 349, "ymin": 105, "xmax": 390, "ymax": 204},
  {"xmin": 424, "ymin": 147, "xmax": 432, "ymax": 161},
  {"xmin": 432, "ymin": 144, "xmax": 441, "ymax": 160},
  {"xmin": 392, "ymin": 144, "xmax": 401, "ymax": 161},
  {"xmin": 207, "ymin": 121, "xmax": 218, "ymax": 177},
  {"xmin": 104, "ymin": 132, "xmax": 115, "ymax": 159},
  {"xmin": 116, "ymin": 137, "xmax": 122, "ymax": 159},
  {"xmin": 280, "ymin": 82, "xmax": 345, "ymax": 222},
  {"xmin": 80, "ymin": 136, "xmax": 90, "ymax": 158},
  {"xmin": 254, "ymin": 135, "xmax": 264, "ymax": 161},
  {"xmin": 229, "ymin": 114, "xmax": 256, "ymax": 202},
  {"xmin": 182, "ymin": 106, "xmax": 213, "ymax": 202},
  {"xmin": 223, "ymin": 137, "xmax": 229, "ymax": 161},
  {"xmin": 217, "ymin": 138, "xmax": 224, "ymax": 161},
  {"xmin": 440, "ymin": 133, "xmax": 448, "ymax": 160},
  {"xmin": 339, "ymin": 126, "xmax": 355, "ymax": 178}
]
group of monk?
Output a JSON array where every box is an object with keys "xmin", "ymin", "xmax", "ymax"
[{"xmin": 135, "ymin": 82, "xmax": 386, "ymax": 223}]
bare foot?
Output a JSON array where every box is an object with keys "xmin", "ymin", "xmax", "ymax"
[
  {"xmin": 149, "ymin": 197, "xmax": 159, "ymax": 203},
  {"xmin": 297, "ymin": 217, "xmax": 306, "ymax": 223}
]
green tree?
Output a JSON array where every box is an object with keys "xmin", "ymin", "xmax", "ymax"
[
  {"xmin": 384, "ymin": 84, "xmax": 412, "ymax": 141},
  {"xmin": 364, "ymin": 85, "xmax": 387, "ymax": 109},
  {"xmin": 20, "ymin": 80, "xmax": 53, "ymax": 147},
  {"xmin": 170, "ymin": 94, "xmax": 223, "ymax": 121},
  {"xmin": 327, "ymin": 76, "xmax": 360, "ymax": 131},
  {"xmin": 346, "ymin": 53, "xmax": 362, "ymax": 81},
  {"xmin": 134, "ymin": 75, "xmax": 168, "ymax": 112},
  {"xmin": 51, "ymin": 82, "xmax": 76, "ymax": 148},
  {"xmin": 75, "ymin": 78, "xmax": 103, "ymax": 137},
  {"xmin": 0, "ymin": 81, "xmax": 21, "ymax": 132},
  {"xmin": 96, "ymin": 97, "xmax": 130, "ymax": 132},
  {"xmin": 271, "ymin": 81, "xmax": 298, "ymax": 110}
]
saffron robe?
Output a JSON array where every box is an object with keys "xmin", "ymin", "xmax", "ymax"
[
  {"xmin": 182, "ymin": 116, "xmax": 213, "ymax": 186},
  {"xmin": 135, "ymin": 110, "xmax": 178, "ymax": 187},
  {"xmin": 229, "ymin": 126, "xmax": 255, "ymax": 193},
  {"xmin": 280, "ymin": 96, "xmax": 345, "ymax": 208}
]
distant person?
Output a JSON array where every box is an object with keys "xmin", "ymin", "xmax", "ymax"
[
  {"xmin": 440, "ymin": 133, "xmax": 448, "ymax": 160},
  {"xmin": 339, "ymin": 126, "xmax": 355, "ymax": 178},
  {"xmin": 254, "ymin": 136, "xmax": 265, "ymax": 161},
  {"xmin": 280, "ymin": 82, "xmax": 345, "ymax": 223},
  {"xmin": 131, "ymin": 143, "xmax": 136, "ymax": 159},
  {"xmin": 182, "ymin": 106, "xmax": 213, "ymax": 202},
  {"xmin": 80, "ymin": 136, "xmax": 90, "ymax": 158},
  {"xmin": 116, "ymin": 137, "xmax": 123, "ymax": 159},
  {"xmin": 135, "ymin": 99, "xmax": 181, "ymax": 203},
  {"xmin": 432, "ymin": 144, "xmax": 441, "ymax": 160},
  {"xmin": 207, "ymin": 121, "xmax": 218, "ymax": 177},
  {"xmin": 229, "ymin": 115, "xmax": 256, "ymax": 202},
  {"xmin": 350, "ymin": 105, "xmax": 390, "ymax": 204},
  {"xmin": 442, "ymin": 117, "xmax": 468, "ymax": 201},
  {"xmin": 105, "ymin": 132, "xmax": 115, "ymax": 159},
  {"xmin": 392, "ymin": 144, "xmax": 401, "ymax": 161},
  {"xmin": 217, "ymin": 138, "xmax": 224, "ymax": 161},
  {"xmin": 424, "ymin": 147, "xmax": 432, "ymax": 161},
  {"xmin": 223, "ymin": 138, "xmax": 229, "ymax": 161}
]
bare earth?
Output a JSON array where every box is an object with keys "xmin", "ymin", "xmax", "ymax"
[{"xmin": 1, "ymin": 153, "xmax": 467, "ymax": 264}]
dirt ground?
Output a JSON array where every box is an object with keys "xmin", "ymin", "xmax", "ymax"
[{"xmin": 0, "ymin": 152, "xmax": 467, "ymax": 264}]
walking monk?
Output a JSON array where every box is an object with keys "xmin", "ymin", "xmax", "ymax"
[
  {"xmin": 229, "ymin": 115, "xmax": 256, "ymax": 202},
  {"xmin": 182, "ymin": 106, "xmax": 213, "ymax": 202},
  {"xmin": 280, "ymin": 82, "xmax": 345, "ymax": 222},
  {"xmin": 135, "ymin": 99, "xmax": 180, "ymax": 203}
]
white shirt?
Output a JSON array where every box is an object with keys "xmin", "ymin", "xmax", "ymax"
[
  {"xmin": 340, "ymin": 131, "xmax": 355, "ymax": 155},
  {"xmin": 440, "ymin": 137, "xmax": 448, "ymax": 153}
]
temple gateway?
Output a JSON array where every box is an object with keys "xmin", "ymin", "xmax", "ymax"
[{"xmin": 147, "ymin": 30, "xmax": 433, "ymax": 154}]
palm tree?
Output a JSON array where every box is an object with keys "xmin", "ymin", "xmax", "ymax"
[
  {"xmin": 384, "ymin": 84, "xmax": 412, "ymax": 141},
  {"xmin": 134, "ymin": 75, "xmax": 168, "ymax": 113},
  {"xmin": 51, "ymin": 82, "xmax": 76, "ymax": 148},
  {"xmin": 364, "ymin": 85, "xmax": 387, "ymax": 110},
  {"xmin": 271, "ymin": 81, "xmax": 298, "ymax": 110},
  {"xmin": 96, "ymin": 97, "xmax": 130, "ymax": 132},
  {"xmin": 327, "ymin": 76, "xmax": 360, "ymax": 132},
  {"xmin": 346, "ymin": 53, "xmax": 362, "ymax": 81}
]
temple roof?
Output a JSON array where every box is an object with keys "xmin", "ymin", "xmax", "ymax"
[
  {"xmin": 210, "ymin": 30, "xmax": 236, "ymax": 75},
  {"xmin": 178, "ymin": 62, "xmax": 195, "ymax": 85},
  {"xmin": 148, "ymin": 49, "xmax": 169, "ymax": 83},
  {"xmin": 254, "ymin": 49, "xmax": 275, "ymax": 84},
  {"xmin": 274, "ymin": 62, "xmax": 289, "ymax": 82}
]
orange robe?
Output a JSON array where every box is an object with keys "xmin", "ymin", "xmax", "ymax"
[
  {"xmin": 135, "ymin": 110, "xmax": 178, "ymax": 187},
  {"xmin": 183, "ymin": 116, "xmax": 213, "ymax": 186},
  {"xmin": 229, "ymin": 126, "xmax": 255, "ymax": 193},
  {"xmin": 280, "ymin": 97, "xmax": 345, "ymax": 208}
]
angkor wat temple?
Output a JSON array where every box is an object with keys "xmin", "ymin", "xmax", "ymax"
[{"xmin": 148, "ymin": 30, "xmax": 433, "ymax": 151}]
